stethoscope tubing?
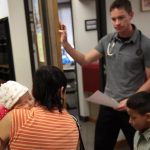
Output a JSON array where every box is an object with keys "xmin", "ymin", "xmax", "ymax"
[{"xmin": 106, "ymin": 30, "xmax": 142, "ymax": 56}]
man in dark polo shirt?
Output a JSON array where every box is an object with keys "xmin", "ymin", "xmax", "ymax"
[{"xmin": 59, "ymin": 0, "xmax": 150, "ymax": 149}]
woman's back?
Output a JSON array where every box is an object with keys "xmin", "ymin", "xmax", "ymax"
[{"xmin": 9, "ymin": 107, "xmax": 79, "ymax": 150}]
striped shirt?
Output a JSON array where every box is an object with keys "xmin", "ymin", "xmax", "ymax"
[{"xmin": 9, "ymin": 107, "xmax": 79, "ymax": 150}]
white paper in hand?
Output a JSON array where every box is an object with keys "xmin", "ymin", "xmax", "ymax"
[{"xmin": 86, "ymin": 90, "xmax": 119, "ymax": 108}]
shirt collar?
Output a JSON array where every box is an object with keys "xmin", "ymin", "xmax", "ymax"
[
  {"xmin": 138, "ymin": 128, "xmax": 150, "ymax": 142},
  {"xmin": 130, "ymin": 24, "xmax": 140, "ymax": 43},
  {"xmin": 114, "ymin": 24, "xmax": 140, "ymax": 44}
]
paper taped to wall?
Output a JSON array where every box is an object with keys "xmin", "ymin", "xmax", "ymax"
[{"xmin": 86, "ymin": 90, "xmax": 119, "ymax": 108}]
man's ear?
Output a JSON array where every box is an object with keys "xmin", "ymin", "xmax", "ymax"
[{"xmin": 129, "ymin": 11, "xmax": 134, "ymax": 19}]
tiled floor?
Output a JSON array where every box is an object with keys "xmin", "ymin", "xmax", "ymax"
[
  {"xmin": 80, "ymin": 121, "xmax": 95, "ymax": 150},
  {"xmin": 69, "ymin": 109, "xmax": 130, "ymax": 150},
  {"xmin": 80, "ymin": 121, "xmax": 130, "ymax": 150}
]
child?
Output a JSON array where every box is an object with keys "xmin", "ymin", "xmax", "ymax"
[
  {"xmin": 0, "ymin": 80, "xmax": 34, "ymax": 120},
  {"xmin": 126, "ymin": 91, "xmax": 150, "ymax": 150}
]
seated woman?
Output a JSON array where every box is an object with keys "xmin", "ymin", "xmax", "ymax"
[
  {"xmin": 0, "ymin": 80, "xmax": 34, "ymax": 150},
  {"xmin": 0, "ymin": 66, "xmax": 79, "ymax": 150}
]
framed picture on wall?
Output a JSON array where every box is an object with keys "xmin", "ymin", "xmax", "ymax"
[
  {"xmin": 141, "ymin": 0, "xmax": 150, "ymax": 11},
  {"xmin": 85, "ymin": 19, "xmax": 97, "ymax": 31}
]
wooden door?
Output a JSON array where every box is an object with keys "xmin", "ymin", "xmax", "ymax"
[{"xmin": 24, "ymin": 0, "xmax": 62, "ymax": 77}]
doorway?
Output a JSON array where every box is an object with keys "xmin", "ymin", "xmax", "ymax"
[
  {"xmin": 58, "ymin": 0, "xmax": 79, "ymax": 116},
  {"xmin": 24, "ymin": 0, "xmax": 79, "ymax": 116},
  {"xmin": 24, "ymin": 0, "xmax": 62, "ymax": 77}
]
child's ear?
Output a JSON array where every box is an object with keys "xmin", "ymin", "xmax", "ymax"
[{"xmin": 145, "ymin": 112, "xmax": 150, "ymax": 122}]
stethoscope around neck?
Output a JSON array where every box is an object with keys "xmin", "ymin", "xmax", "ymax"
[
  {"xmin": 106, "ymin": 31, "xmax": 142, "ymax": 56},
  {"xmin": 107, "ymin": 39, "xmax": 115, "ymax": 56}
]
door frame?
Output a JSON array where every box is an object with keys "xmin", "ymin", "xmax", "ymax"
[{"xmin": 24, "ymin": 0, "xmax": 62, "ymax": 78}]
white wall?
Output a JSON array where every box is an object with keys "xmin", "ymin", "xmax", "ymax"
[
  {"xmin": 0, "ymin": 0, "xmax": 8, "ymax": 18},
  {"xmin": 106, "ymin": 0, "xmax": 150, "ymax": 37},
  {"xmin": 72, "ymin": 0, "xmax": 97, "ymax": 117},
  {"xmin": 0, "ymin": 0, "xmax": 32, "ymax": 89}
]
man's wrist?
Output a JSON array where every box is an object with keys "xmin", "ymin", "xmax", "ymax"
[
  {"xmin": 63, "ymin": 42, "xmax": 73, "ymax": 51},
  {"xmin": 62, "ymin": 41, "xmax": 69, "ymax": 47}
]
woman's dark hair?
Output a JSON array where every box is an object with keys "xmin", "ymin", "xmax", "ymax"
[
  {"xmin": 127, "ymin": 91, "xmax": 150, "ymax": 115},
  {"xmin": 32, "ymin": 65, "xmax": 67, "ymax": 112},
  {"xmin": 110, "ymin": 0, "xmax": 132, "ymax": 14}
]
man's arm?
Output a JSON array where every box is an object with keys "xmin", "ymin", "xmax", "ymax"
[
  {"xmin": 117, "ymin": 67, "xmax": 150, "ymax": 111},
  {"xmin": 137, "ymin": 67, "xmax": 150, "ymax": 92},
  {"xmin": 59, "ymin": 24, "xmax": 102, "ymax": 66},
  {"xmin": 0, "ymin": 112, "xmax": 12, "ymax": 150}
]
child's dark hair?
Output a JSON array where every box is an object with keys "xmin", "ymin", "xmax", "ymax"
[
  {"xmin": 32, "ymin": 65, "xmax": 67, "ymax": 112},
  {"xmin": 110, "ymin": 0, "xmax": 132, "ymax": 14},
  {"xmin": 127, "ymin": 91, "xmax": 150, "ymax": 115}
]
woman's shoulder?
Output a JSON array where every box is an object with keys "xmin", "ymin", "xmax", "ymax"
[
  {"xmin": 11, "ymin": 107, "xmax": 32, "ymax": 114},
  {"xmin": 0, "ymin": 110, "xmax": 13, "ymax": 124},
  {"xmin": 0, "ymin": 111, "xmax": 13, "ymax": 144}
]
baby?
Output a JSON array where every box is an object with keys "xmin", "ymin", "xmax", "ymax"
[{"xmin": 0, "ymin": 80, "xmax": 34, "ymax": 120}]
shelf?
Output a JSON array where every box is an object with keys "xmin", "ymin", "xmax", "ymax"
[
  {"xmin": 66, "ymin": 86, "xmax": 76, "ymax": 93},
  {"xmin": 67, "ymin": 78, "xmax": 75, "ymax": 82},
  {"xmin": 0, "ymin": 64, "xmax": 9, "ymax": 69},
  {"xmin": 0, "ymin": 71, "xmax": 9, "ymax": 74},
  {"xmin": 0, "ymin": 43, "xmax": 7, "ymax": 46},
  {"xmin": 66, "ymin": 90, "xmax": 76, "ymax": 94},
  {"xmin": 63, "ymin": 64, "xmax": 78, "ymax": 110},
  {"xmin": 63, "ymin": 64, "xmax": 75, "ymax": 72}
]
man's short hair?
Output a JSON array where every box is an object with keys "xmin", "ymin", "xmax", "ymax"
[{"xmin": 110, "ymin": 0, "xmax": 132, "ymax": 14}]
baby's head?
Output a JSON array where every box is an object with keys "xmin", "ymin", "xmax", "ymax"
[
  {"xmin": 127, "ymin": 91, "xmax": 150, "ymax": 132},
  {"xmin": 0, "ymin": 81, "xmax": 33, "ymax": 120}
]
